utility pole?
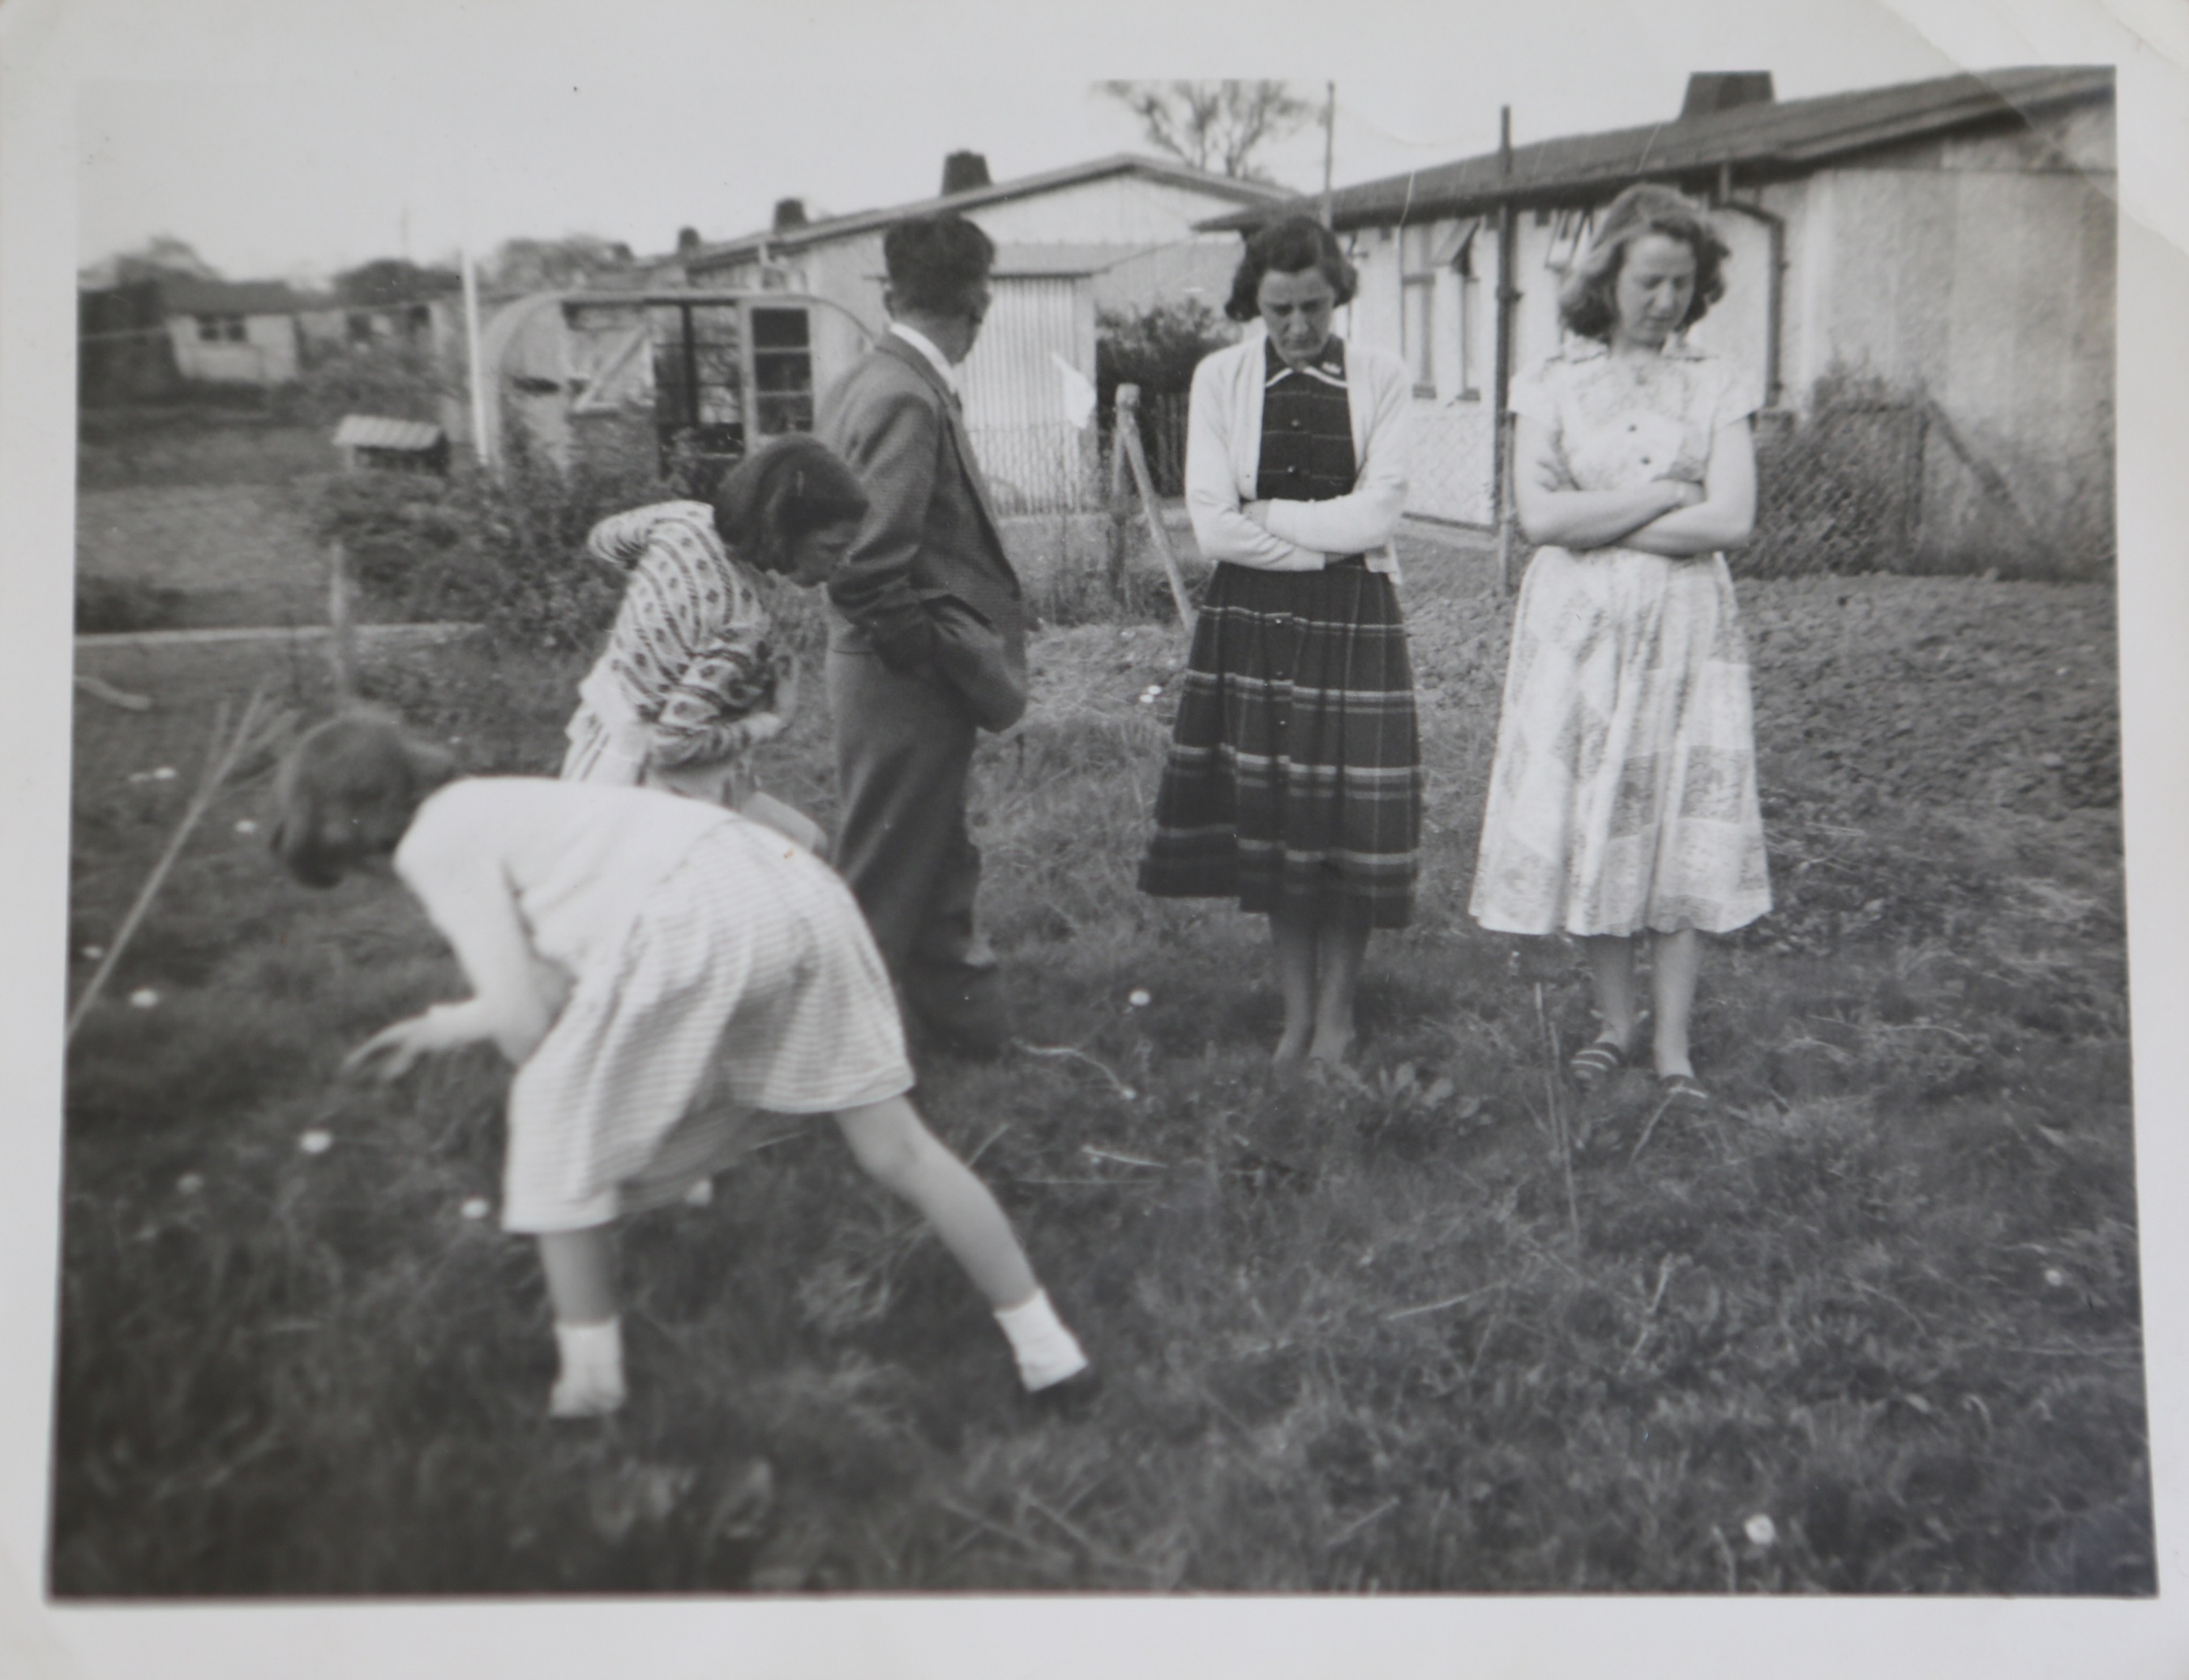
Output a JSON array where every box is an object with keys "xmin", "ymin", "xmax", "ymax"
[
  {"xmin": 462, "ymin": 242, "xmax": 490, "ymax": 469},
  {"xmin": 1321, "ymin": 82, "xmax": 1336, "ymax": 227},
  {"xmin": 1494, "ymin": 105, "xmax": 1520, "ymax": 589}
]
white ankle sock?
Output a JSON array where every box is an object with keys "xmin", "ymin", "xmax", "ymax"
[
  {"xmin": 992, "ymin": 1290, "xmax": 1089, "ymax": 1391},
  {"xmin": 550, "ymin": 1316, "xmax": 627, "ymax": 1418}
]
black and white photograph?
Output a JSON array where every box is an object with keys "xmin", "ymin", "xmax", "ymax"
[{"xmin": 4, "ymin": 0, "xmax": 2187, "ymax": 1673}]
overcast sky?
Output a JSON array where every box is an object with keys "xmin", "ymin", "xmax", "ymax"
[{"xmin": 75, "ymin": 0, "xmax": 1981, "ymax": 281}]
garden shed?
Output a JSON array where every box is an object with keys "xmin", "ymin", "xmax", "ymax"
[{"xmin": 1204, "ymin": 66, "xmax": 2115, "ymax": 575}]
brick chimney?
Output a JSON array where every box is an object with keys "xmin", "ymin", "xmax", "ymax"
[
  {"xmin": 940, "ymin": 151, "xmax": 992, "ymax": 196},
  {"xmin": 1680, "ymin": 72, "xmax": 1775, "ymax": 118},
  {"xmin": 772, "ymin": 198, "xmax": 808, "ymax": 233}
]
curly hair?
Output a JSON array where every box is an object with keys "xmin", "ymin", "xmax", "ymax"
[
  {"xmin": 1223, "ymin": 214, "xmax": 1359, "ymax": 324},
  {"xmin": 712, "ymin": 434, "xmax": 869, "ymax": 575},
  {"xmin": 1557, "ymin": 184, "xmax": 1729, "ymax": 343},
  {"xmin": 882, "ymin": 212, "xmax": 996, "ymax": 316}
]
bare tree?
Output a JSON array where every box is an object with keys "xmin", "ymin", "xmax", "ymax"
[{"xmin": 1099, "ymin": 80, "xmax": 1316, "ymax": 182}]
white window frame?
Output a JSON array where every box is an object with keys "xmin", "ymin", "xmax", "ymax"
[{"xmin": 1399, "ymin": 224, "xmax": 1437, "ymax": 397}]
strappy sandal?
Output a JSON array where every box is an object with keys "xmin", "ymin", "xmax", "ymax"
[
  {"xmin": 1656, "ymin": 1074, "xmax": 1713, "ymax": 1114},
  {"xmin": 1569, "ymin": 1037, "xmax": 1631, "ymax": 1091}
]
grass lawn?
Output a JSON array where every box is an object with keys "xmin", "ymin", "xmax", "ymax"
[{"xmin": 53, "ymin": 512, "xmax": 2146, "ymax": 1596}]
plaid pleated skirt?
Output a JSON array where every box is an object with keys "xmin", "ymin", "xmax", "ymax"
[{"xmin": 1138, "ymin": 560, "xmax": 1421, "ymax": 928}]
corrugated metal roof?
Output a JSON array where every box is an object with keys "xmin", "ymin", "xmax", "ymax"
[
  {"xmin": 686, "ymin": 154, "xmax": 1289, "ymax": 271},
  {"xmin": 332, "ymin": 415, "xmax": 445, "ymax": 452},
  {"xmin": 1200, "ymin": 66, "xmax": 2111, "ymax": 231}
]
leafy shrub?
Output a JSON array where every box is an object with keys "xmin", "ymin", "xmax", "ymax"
[
  {"xmin": 1095, "ymin": 297, "xmax": 1236, "ymax": 407},
  {"xmin": 278, "ymin": 338, "xmax": 455, "ymax": 430},
  {"xmin": 310, "ymin": 407, "xmax": 683, "ymax": 652}
]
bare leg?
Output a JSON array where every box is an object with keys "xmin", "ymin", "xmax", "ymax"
[
  {"xmin": 1579, "ymin": 934, "xmax": 1643, "ymax": 1052},
  {"xmin": 1270, "ymin": 902, "xmax": 1317, "ymax": 1068},
  {"xmin": 1650, "ymin": 928, "xmax": 1702, "ymax": 1080},
  {"xmin": 536, "ymin": 1224, "xmax": 623, "ymax": 1417},
  {"xmin": 1308, "ymin": 896, "xmax": 1370, "ymax": 1065},
  {"xmin": 538, "ymin": 1225, "xmax": 617, "ymax": 1324},
  {"xmin": 833, "ymin": 1095, "xmax": 1038, "ymax": 1308}
]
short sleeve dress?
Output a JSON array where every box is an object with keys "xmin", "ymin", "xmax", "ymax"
[
  {"xmin": 1467, "ymin": 339, "xmax": 1771, "ymax": 937},
  {"xmin": 398, "ymin": 779, "xmax": 912, "ymax": 1235}
]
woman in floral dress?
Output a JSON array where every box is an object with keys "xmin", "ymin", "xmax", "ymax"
[{"xmin": 1469, "ymin": 185, "xmax": 1769, "ymax": 1110}]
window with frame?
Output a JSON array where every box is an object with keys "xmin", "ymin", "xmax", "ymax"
[
  {"xmin": 1453, "ymin": 232, "xmax": 1480, "ymax": 401},
  {"xmin": 1399, "ymin": 224, "xmax": 1437, "ymax": 396},
  {"xmin": 195, "ymin": 314, "xmax": 246, "ymax": 344},
  {"xmin": 1544, "ymin": 207, "xmax": 1596, "ymax": 272}
]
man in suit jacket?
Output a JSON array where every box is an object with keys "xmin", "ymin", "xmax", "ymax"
[{"xmin": 819, "ymin": 212, "xmax": 1027, "ymax": 1057}]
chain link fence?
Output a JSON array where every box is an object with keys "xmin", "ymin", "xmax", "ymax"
[
  {"xmin": 966, "ymin": 422, "xmax": 1106, "ymax": 515},
  {"xmin": 1743, "ymin": 399, "xmax": 1927, "ymax": 578},
  {"xmin": 1741, "ymin": 374, "xmax": 2112, "ymax": 582},
  {"xmin": 1404, "ymin": 405, "xmax": 1497, "ymax": 529}
]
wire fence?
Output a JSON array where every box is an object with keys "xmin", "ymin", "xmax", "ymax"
[
  {"xmin": 1743, "ymin": 401, "xmax": 1928, "ymax": 578},
  {"xmin": 1403, "ymin": 405, "xmax": 1497, "ymax": 529},
  {"xmin": 966, "ymin": 422, "xmax": 1103, "ymax": 515},
  {"xmin": 1740, "ymin": 376, "xmax": 2113, "ymax": 582}
]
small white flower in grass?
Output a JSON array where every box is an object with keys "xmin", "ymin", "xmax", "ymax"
[
  {"xmin": 128, "ymin": 988, "xmax": 159, "ymax": 1009},
  {"xmin": 1129, "ymin": 988, "xmax": 1151, "ymax": 1009},
  {"xmin": 176, "ymin": 1172, "xmax": 204, "ymax": 1196},
  {"xmin": 1744, "ymin": 1514, "xmax": 1777, "ymax": 1549},
  {"xmin": 460, "ymin": 1197, "xmax": 491, "ymax": 1220},
  {"xmin": 683, "ymin": 1179, "xmax": 714, "ymax": 1208},
  {"xmin": 2044, "ymin": 1267, "xmax": 2067, "ymax": 1288},
  {"xmin": 234, "ymin": 819, "xmax": 259, "ymax": 835},
  {"xmin": 297, "ymin": 1128, "xmax": 333, "ymax": 1155},
  {"xmin": 82, "ymin": 945, "xmax": 105, "ymax": 961},
  {"xmin": 1120, "ymin": 1086, "xmax": 1137, "ymax": 1102}
]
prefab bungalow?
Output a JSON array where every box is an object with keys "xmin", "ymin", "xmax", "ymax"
[
  {"xmin": 1202, "ymin": 66, "xmax": 2115, "ymax": 574},
  {"xmin": 682, "ymin": 153, "xmax": 1287, "ymax": 512}
]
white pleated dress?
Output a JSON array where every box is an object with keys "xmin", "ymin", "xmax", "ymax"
[
  {"xmin": 1468, "ymin": 340, "xmax": 1771, "ymax": 938},
  {"xmin": 395, "ymin": 779, "xmax": 912, "ymax": 1233}
]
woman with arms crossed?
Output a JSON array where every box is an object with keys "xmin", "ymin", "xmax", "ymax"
[
  {"xmin": 1470, "ymin": 184, "xmax": 1769, "ymax": 1110},
  {"xmin": 1140, "ymin": 214, "xmax": 1419, "ymax": 1072}
]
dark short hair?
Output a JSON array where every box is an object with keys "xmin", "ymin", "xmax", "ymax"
[
  {"xmin": 1558, "ymin": 183, "xmax": 1730, "ymax": 342},
  {"xmin": 882, "ymin": 212, "xmax": 996, "ymax": 316},
  {"xmin": 1224, "ymin": 214, "xmax": 1359, "ymax": 323},
  {"xmin": 269, "ymin": 711, "xmax": 453, "ymax": 888},
  {"xmin": 713, "ymin": 434, "xmax": 870, "ymax": 573}
]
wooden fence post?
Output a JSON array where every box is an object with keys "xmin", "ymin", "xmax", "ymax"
[
  {"xmin": 1106, "ymin": 392, "xmax": 1133, "ymax": 602},
  {"xmin": 1114, "ymin": 384, "xmax": 1196, "ymax": 634},
  {"xmin": 328, "ymin": 539, "xmax": 359, "ymax": 705}
]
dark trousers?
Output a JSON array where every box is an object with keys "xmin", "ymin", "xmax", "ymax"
[{"xmin": 827, "ymin": 646, "xmax": 1010, "ymax": 1052}]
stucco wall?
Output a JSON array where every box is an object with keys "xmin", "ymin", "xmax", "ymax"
[{"xmin": 1790, "ymin": 100, "xmax": 2115, "ymax": 567}]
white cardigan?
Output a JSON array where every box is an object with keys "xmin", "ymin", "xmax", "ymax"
[{"xmin": 1184, "ymin": 332, "xmax": 1412, "ymax": 577}]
